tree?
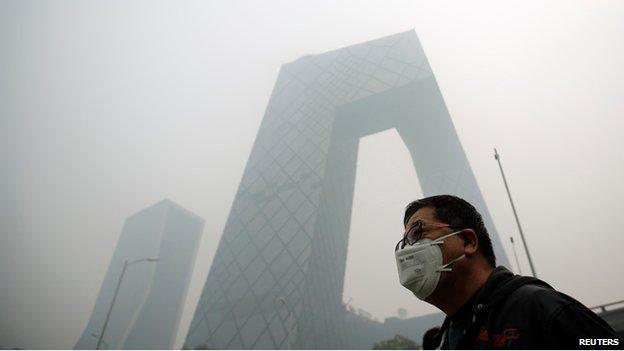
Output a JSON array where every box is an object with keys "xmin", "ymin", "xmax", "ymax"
[{"xmin": 372, "ymin": 334, "xmax": 420, "ymax": 350}]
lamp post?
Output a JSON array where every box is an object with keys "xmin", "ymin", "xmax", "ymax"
[
  {"xmin": 494, "ymin": 148, "xmax": 537, "ymax": 277},
  {"xmin": 275, "ymin": 296, "xmax": 295, "ymax": 349},
  {"xmin": 96, "ymin": 257, "xmax": 160, "ymax": 350},
  {"xmin": 90, "ymin": 332, "xmax": 108, "ymax": 349}
]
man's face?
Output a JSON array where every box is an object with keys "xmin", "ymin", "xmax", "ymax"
[{"xmin": 404, "ymin": 207, "xmax": 467, "ymax": 299}]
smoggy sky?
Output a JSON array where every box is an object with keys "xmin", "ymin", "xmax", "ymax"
[{"xmin": 2, "ymin": 1, "xmax": 624, "ymax": 349}]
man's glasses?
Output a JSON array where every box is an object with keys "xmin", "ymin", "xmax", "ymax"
[{"xmin": 394, "ymin": 219, "xmax": 455, "ymax": 251}]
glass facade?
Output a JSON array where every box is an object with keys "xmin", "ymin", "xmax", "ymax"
[
  {"xmin": 185, "ymin": 30, "xmax": 509, "ymax": 349},
  {"xmin": 75, "ymin": 199, "xmax": 204, "ymax": 349}
]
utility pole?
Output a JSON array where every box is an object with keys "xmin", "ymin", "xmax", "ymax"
[{"xmin": 494, "ymin": 148, "xmax": 537, "ymax": 278}]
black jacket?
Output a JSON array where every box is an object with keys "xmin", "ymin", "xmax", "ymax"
[{"xmin": 433, "ymin": 266, "xmax": 622, "ymax": 349}]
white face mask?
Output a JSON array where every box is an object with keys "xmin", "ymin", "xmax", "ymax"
[{"xmin": 395, "ymin": 230, "xmax": 466, "ymax": 300}]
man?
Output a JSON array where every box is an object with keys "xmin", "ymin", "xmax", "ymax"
[{"xmin": 395, "ymin": 195, "xmax": 622, "ymax": 349}]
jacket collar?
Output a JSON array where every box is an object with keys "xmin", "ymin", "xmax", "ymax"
[
  {"xmin": 434, "ymin": 266, "xmax": 552, "ymax": 348},
  {"xmin": 475, "ymin": 266, "xmax": 551, "ymax": 311}
]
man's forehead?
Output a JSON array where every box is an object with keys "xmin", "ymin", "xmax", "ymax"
[{"xmin": 406, "ymin": 207, "xmax": 437, "ymax": 227}]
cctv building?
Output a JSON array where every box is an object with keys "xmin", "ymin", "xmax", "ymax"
[
  {"xmin": 75, "ymin": 199, "xmax": 204, "ymax": 350},
  {"xmin": 184, "ymin": 30, "xmax": 510, "ymax": 349}
]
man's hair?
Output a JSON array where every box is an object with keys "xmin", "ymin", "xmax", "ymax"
[{"xmin": 403, "ymin": 194, "xmax": 496, "ymax": 268}]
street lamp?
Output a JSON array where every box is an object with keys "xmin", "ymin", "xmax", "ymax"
[
  {"xmin": 96, "ymin": 257, "xmax": 160, "ymax": 350},
  {"xmin": 275, "ymin": 296, "xmax": 295, "ymax": 349},
  {"xmin": 90, "ymin": 332, "xmax": 108, "ymax": 349},
  {"xmin": 494, "ymin": 148, "xmax": 538, "ymax": 277}
]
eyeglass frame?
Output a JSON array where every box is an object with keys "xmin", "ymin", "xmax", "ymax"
[{"xmin": 394, "ymin": 219, "xmax": 459, "ymax": 252}]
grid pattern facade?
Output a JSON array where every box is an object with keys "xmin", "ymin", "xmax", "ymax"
[{"xmin": 185, "ymin": 30, "xmax": 509, "ymax": 349}]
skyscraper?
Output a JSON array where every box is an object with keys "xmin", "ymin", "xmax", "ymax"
[
  {"xmin": 185, "ymin": 30, "xmax": 509, "ymax": 349},
  {"xmin": 75, "ymin": 199, "xmax": 204, "ymax": 350}
]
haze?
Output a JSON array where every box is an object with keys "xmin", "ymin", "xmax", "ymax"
[{"xmin": 1, "ymin": 1, "xmax": 623, "ymax": 349}]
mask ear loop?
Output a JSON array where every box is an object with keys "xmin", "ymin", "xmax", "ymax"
[
  {"xmin": 429, "ymin": 230, "xmax": 462, "ymax": 246},
  {"xmin": 430, "ymin": 230, "xmax": 466, "ymax": 272},
  {"xmin": 436, "ymin": 254, "xmax": 466, "ymax": 272}
]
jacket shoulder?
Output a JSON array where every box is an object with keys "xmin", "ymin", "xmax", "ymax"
[
  {"xmin": 509, "ymin": 284, "xmax": 573, "ymax": 308},
  {"xmin": 506, "ymin": 284, "xmax": 621, "ymax": 347},
  {"xmin": 505, "ymin": 283, "xmax": 589, "ymax": 324}
]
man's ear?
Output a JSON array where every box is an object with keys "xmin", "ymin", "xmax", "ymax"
[{"xmin": 460, "ymin": 229, "xmax": 479, "ymax": 256}]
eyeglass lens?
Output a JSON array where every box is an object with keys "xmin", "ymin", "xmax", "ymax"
[
  {"xmin": 405, "ymin": 220, "xmax": 424, "ymax": 245},
  {"xmin": 394, "ymin": 220, "xmax": 424, "ymax": 252}
]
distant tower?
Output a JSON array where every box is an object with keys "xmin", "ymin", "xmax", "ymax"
[
  {"xmin": 185, "ymin": 30, "xmax": 509, "ymax": 349},
  {"xmin": 75, "ymin": 199, "xmax": 204, "ymax": 349}
]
